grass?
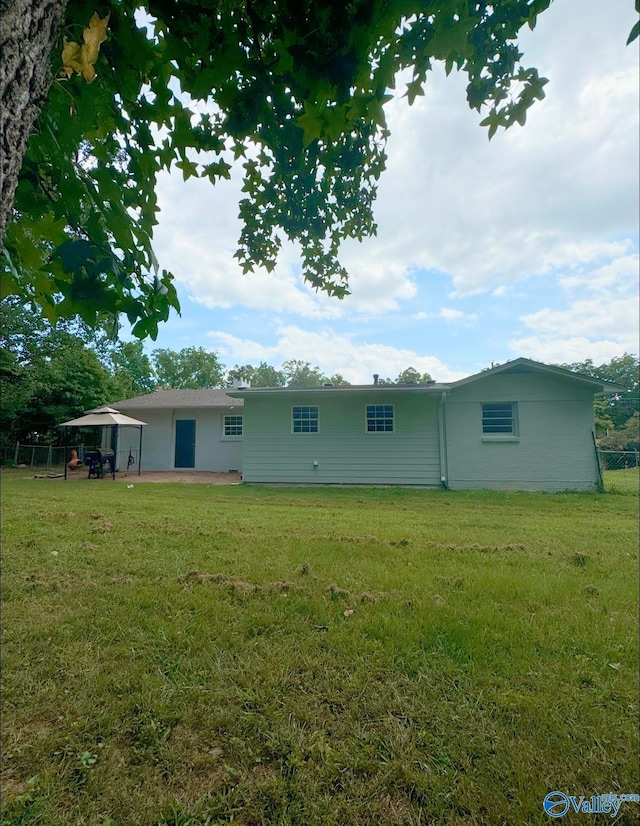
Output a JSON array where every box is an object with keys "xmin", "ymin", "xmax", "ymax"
[
  {"xmin": 603, "ymin": 467, "xmax": 639, "ymax": 496},
  {"xmin": 1, "ymin": 471, "xmax": 638, "ymax": 826}
]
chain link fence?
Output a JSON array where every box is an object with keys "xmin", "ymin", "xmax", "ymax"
[
  {"xmin": 6, "ymin": 443, "xmax": 141, "ymax": 475},
  {"xmin": 8, "ymin": 443, "xmax": 98, "ymax": 471},
  {"xmin": 599, "ymin": 450, "xmax": 639, "ymax": 495},
  {"xmin": 3, "ymin": 443, "xmax": 638, "ymax": 493}
]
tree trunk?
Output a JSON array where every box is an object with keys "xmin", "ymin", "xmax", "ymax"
[{"xmin": 0, "ymin": 0, "xmax": 68, "ymax": 245}]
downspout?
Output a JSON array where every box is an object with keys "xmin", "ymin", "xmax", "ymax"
[
  {"xmin": 592, "ymin": 430, "xmax": 604, "ymax": 493},
  {"xmin": 438, "ymin": 391, "xmax": 449, "ymax": 489}
]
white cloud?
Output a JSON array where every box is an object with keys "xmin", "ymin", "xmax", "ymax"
[
  {"xmin": 514, "ymin": 250, "xmax": 639, "ymax": 360},
  {"xmin": 154, "ymin": 173, "xmax": 345, "ymax": 319},
  {"xmin": 154, "ymin": 169, "xmax": 418, "ymax": 318},
  {"xmin": 511, "ymin": 248, "xmax": 639, "ymax": 364},
  {"xmin": 521, "ymin": 298, "xmax": 637, "ymax": 343},
  {"xmin": 438, "ymin": 307, "xmax": 477, "ymax": 322},
  {"xmin": 151, "ymin": 0, "xmax": 638, "ymax": 317},
  {"xmin": 144, "ymin": 0, "xmax": 638, "ymax": 377},
  {"xmin": 206, "ymin": 325, "xmax": 466, "ymax": 383},
  {"xmin": 411, "ymin": 307, "xmax": 478, "ymax": 322},
  {"xmin": 509, "ymin": 336, "xmax": 634, "ymax": 366},
  {"xmin": 341, "ymin": 1, "xmax": 639, "ymax": 298},
  {"xmin": 558, "ymin": 253, "xmax": 639, "ymax": 296},
  {"xmin": 205, "ymin": 331, "xmax": 279, "ymax": 363}
]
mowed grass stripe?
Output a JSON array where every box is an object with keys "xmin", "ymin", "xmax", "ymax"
[{"xmin": 1, "ymin": 472, "xmax": 637, "ymax": 826}]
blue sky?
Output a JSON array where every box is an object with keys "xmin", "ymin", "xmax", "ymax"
[{"xmin": 136, "ymin": 0, "xmax": 639, "ymax": 384}]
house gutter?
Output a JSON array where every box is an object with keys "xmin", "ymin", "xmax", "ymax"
[{"xmin": 438, "ymin": 391, "xmax": 449, "ymax": 489}]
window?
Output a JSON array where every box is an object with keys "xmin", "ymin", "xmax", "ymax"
[
  {"xmin": 292, "ymin": 406, "xmax": 319, "ymax": 433},
  {"xmin": 366, "ymin": 404, "xmax": 394, "ymax": 432},
  {"xmin": 482, "ymin": 403, "xmax": 515, "ymax": 434},
  {"xmin": 223, "ymin": 415, "xmax": 243, "ymax": 437}
]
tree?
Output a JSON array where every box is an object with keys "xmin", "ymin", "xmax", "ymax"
[
  {"xmin": 598, "ymin": 412, "xmax": 639, "ymax": 452},
  {"xmin": 395, "ymin": 367, "xmax": 433, "ymax": 384},
  {"xmin": 327, "ymin": 373, "xmax": 350, "ymax": 387},
  {"xmin": 563, "ymin": 354, "xmax": 639, "ymax": 431},
  {"xmin": 226, "ymin": 362, "xmax": 285, "ymax": 388},
  {"xmin": 152, "ymin": 346, "xmax": 224, "ymax": 389},
  {"xmin": 281, "ymin": 360, "xmax": 328, "ymax": 388},
  {"xmin": 110, "ymin": 340, "xmax": 157, "ymax": 396},
  {"xmin": 375, "ymin": 367, "xmax": 433, "ymax": 385},
  {"xmin": 1, "ymin": 0, "xmax": 565, "ymax": 335},
  {"xmin": 30, "ymin": 331, "xmax": 120, "ymax": 440},
  {"xmin": 0, "ymin": 301, "xmax": 121, "ymax": 443}
]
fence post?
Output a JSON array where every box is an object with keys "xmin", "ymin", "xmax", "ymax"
[
  {"xmin": 47, "ymin": 445, "xmax": 53, "ymax": 468},
  {"xmin": 14, "ymin": 442, "xmax": 19, "ymax": 465},
  {"xmin": 592, "ymin": 432, "xmax": 603, "ymax": 493}
]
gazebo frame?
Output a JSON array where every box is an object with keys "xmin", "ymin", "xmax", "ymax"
[{"xmin": 58, "ymin": 407, "xmax": 146, "ymax": 480}]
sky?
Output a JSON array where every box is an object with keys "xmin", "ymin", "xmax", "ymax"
[{"xmin": 138, "ymin": 0, "xmax": 639, "ymax": 384}]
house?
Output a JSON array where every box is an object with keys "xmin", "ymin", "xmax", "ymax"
[
  {"xmin": 228, "ymin": 359, "xmax": 622, "ymax": 491},
  {"xmin": 113, "ymin": 388, "xmax": 244, "ymax": 472},
  {"xmin": 110, "ymin": 359, "xmax": 622, "ymax": 491}
]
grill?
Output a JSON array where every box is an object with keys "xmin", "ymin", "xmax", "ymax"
[{"xmin": 84, "ymin": 448, "xmax": 116, "ymax": 479}]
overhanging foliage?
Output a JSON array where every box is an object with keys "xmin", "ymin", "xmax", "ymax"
[{"xmin": 3, "ymin": 0, "xmax": 558, "ymax": 336}]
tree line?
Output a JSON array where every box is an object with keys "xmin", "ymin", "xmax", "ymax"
[
  {"xmin": 0, "ymin": 300, "xmax": 432, "ymax": 444},
  {"xmin": 559, "ymin": 356, "xmax": 639, "ymax": 453},
  {"xmin": 2, "ymin": 300, "xmax": 636, "ymax": 448}
]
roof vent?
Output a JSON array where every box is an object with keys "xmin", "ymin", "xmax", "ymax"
[
  {"xmin": 373, "ymin": 373, "xmax": 379, "ymax": 386},
  {"xmin": 232, "ymin": 378, "xmax": 251, "ymax": 390},
  {"xmin": 323, "ymin": 382, "xmax": 333, "ymax": 387}
]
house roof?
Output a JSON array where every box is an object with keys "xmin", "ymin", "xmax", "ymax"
[
  {"xmin": 450, "ymin": 358, "xmax": 625, "ymax": 393},
  {"xmin": 108, "ymin": 359, "xmax": 624, "ymax": 409},
  {"xmin": 110, "ymin": 389, "xmax": 243, "ymax": 409},
  {"xmin": 228, "ymin": 383, "xmax": 449, "ymax": 397}
]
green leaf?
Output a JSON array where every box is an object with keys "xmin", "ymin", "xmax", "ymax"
[
  {"xmin": 405, "ymin": 79, "xmax": 425, "ymax": 106},
  {"xmin": 175, "ymin": 159, "xmax": 199, "ymax": 180},
  {"xmin": 296, "ymin": 106, "xmax": 324, "ymax": 148},
  {"xmin": 1, "ymin": 248, "xmax": 19, "ymax": 299},
  {"xmin": 52, "ymin": 240, "xmax": 98, "ymax": 273}
]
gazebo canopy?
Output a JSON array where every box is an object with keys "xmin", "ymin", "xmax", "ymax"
[
  {"xmin": 59, "ymin": 406, "xmax": 147, "ymax": 478},
  {"xmin": 58, "ymin": 409, "xmax": 147, "ymax": 427}
]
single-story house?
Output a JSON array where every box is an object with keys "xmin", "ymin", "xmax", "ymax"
[
  {"xmin": 110, "ymin": 359, "xmax": 622, "ymax": 491},
  {"xmin": 113, "ymin": 388, "xmax": 244, "ymax": 473}
]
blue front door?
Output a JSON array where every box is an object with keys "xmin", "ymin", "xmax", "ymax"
[{"xmin": 175, "ymin": 419, "xmax": 196, "ymax": 468}]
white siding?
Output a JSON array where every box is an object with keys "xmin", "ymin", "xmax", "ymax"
[
  {"xmin": 116, "ymin": 407, "xmax": 243, "ymax": 472},
  {"xmin": 445, "ymin": 373, "xmax": 599, "ymax": 491},
  {"xmin": 242, "ymin": 391, "xmax": 441, "ymax": 485}
]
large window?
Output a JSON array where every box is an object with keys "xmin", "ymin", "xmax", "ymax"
[
  {"xmin": 482, "ymin": 403, "xmax": 516, "ymax": 434},
  {"xmin": 366, "ymin": 404, "xmax": 394, "ymax": 432},
  {"xmin": 292, "ymin": 406, "xmax": 319, "ymax": 433},
  {"xmin": 223, "ymin": 415, "xmax": 243, "ymax": 437}
]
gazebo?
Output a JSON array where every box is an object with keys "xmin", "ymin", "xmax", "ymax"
[{"xmin": 59, "ymin": 406, "xmax": 147, "ymax": 478}]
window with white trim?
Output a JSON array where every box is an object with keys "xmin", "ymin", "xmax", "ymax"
[
  {"xmin": 366, "ymin": 404, "xmax": 394, "ymax": 432},
  {"xmin": 223, "ymin": 415, "xmax": 243, "ymax": 437},
  {"xmin": 482, "ymin": 403, "xmax": 516, "ymax": 434},
  {"xmin": 292, "ymin": 406, "xmax": 319, "ymax": 433}
]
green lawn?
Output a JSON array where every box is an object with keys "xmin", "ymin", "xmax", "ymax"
[
  {"xmin": 603, "ymin": 466, "xmax": 639, "ymax": 496},
  {"xmin": 1, "ymin": 472, "xmax": 638, "ymax": 826}
]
